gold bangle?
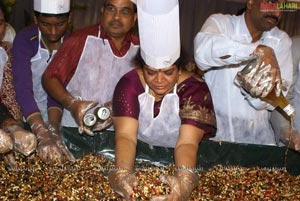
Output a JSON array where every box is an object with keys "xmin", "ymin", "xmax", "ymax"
[
  {"xmin": 26, "ymin": 112, "xmax": 42, "ymax": 122},
  {"xmin": 48, "ymin": 106, "xmax": 63, "ymax": 113}
]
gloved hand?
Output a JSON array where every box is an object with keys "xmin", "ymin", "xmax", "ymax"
[
  {"xmin": 31, "ymin": 122, "xmax": 75, "ymax": 164},
  {"xmin": 3, "ymin": 152, "xmax": 17, "ymax": 167},
  {"xmin": 66, "ymin": 98, "xmax": 98, "ymax": 136},
  {"xmin": 0, "ymin": 129, "xmax": 13, "ymax": 153},
  {"xmin": 236, "ymin": 45, "xmax": 282, "ymax": 98},
  {"xmin": 6, "ymin": 125, "xmax": 37, "ymax": 156},
  {"xmin": 282, "ymin": 128, "xmax": 300, "ymax": 151},
  {"xmin": 92, "ymin": 101, "xmax": 113, "ymax": 132},
  {"xmin": 48, "ymin": 124, "xmax": 76, "ymax": 161},
  {"xmin": 109, "ymin": 168, "xmax": 138, "ymax": 200},
  {"xmin": 151, "ymin": 168, "xmax": 198, "ymax": 201}
]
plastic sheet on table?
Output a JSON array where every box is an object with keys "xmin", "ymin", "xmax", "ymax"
[{"xmin": 64, "ymin": 129, "xmax": 300, "ymax": 175}]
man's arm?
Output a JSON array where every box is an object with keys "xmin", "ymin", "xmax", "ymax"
[
  {"xmin": 12, "ymin": 27, "xmax": 40, "ymax": 119},
  {"xmin": 194, "ymin": 14, "xmax": 257, "ymax": 71},
  {"xmin": 274, "ymin": 33, "xmax": 293, "ymax": 95}
]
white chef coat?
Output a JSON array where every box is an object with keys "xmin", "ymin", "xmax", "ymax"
[{"xmin": 194, "ymin": 13, "xmax": 293, "ymax": 145}]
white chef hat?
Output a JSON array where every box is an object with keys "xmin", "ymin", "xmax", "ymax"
[
  {"xmin": 137, "ymin": 0, "xmax": 180, "ymax": 69},
  {"xmin": 34, "ymin": 0, "xmax": 70, "ymax": 14}
]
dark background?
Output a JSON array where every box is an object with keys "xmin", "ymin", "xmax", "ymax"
[{"xmin": 9, "ymin": 0, "xmax": 300, "ymax": 59}]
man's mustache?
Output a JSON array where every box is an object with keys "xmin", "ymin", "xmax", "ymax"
[
  {"xmin": 264, "ymin": 15, "xmax": 279, "ymax": 24},
  {"xmin": 109, "ymin": 20, "xmax": 123, "ymax": 26}
]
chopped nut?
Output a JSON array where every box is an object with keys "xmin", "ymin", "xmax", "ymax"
[{"xmin": 1, "ymin": 153, "xmax": 300, "ymax": 200}]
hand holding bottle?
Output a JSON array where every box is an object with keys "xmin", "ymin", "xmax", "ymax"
[
  {"xmin": 236, "ymin": 45, "xmax": 282, "ymax": 98},
  {"xmin": 236, "ymin": 48, "xmax": 294, "ymax": 118},
  {"xmin": 66, "ymin": 98, "xmax": 98, "ymax": 136},
  {"xmin": 254, "ymin": 45, "xmax": 282, "ymax": 97}
]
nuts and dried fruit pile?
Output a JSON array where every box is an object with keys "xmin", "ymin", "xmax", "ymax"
[{"xmin": 1, "ymin": 153, "xmax": 300, "ymax": 200}]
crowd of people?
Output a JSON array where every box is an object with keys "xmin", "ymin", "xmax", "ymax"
[{"xmin": 0, "ymin": 0, "xmax": 299, "ymax": 199}]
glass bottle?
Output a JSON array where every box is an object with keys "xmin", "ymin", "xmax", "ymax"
[{"xmin": 238, "ymin": 58, "xmax": 295, "ymax": 118}]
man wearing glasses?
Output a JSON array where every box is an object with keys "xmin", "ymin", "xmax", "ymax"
[{"xmin": 42, "ymin": 0, "xmax": 139, "ymax": 158}]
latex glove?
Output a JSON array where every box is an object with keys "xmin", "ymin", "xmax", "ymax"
[
  {"xmin": 3, "ymin": 152, "xmax": 17, "ymax": 167},
  {"xmin": 283, "ymin": 128, "xmax": 300, "ymax": 151},
  {"xmin": 6, "ymin": 125, "xmax": 37, "ymax": 156},
  {"xmin": 67, "ymin": 99, "xmax": 98, "ymax": 136},
  {"xmin": 0, "ymin": 129, "xmax": 13, "ymax": 153},
  {"xmin": 48, "ymin": 124, "xmax": 75, "ymax": 162},
  {"xmin": 236, "ymin": 45, "xmax": 282, "ymax": 98},
  {"xmin": 151, "ymin": 168, "xmax": 198, "ymax": 201},
  {"xmin": 92, "ymin": 101, "xmax": 113, "ymax": 132},
  {"xmin": 109, "ymin": 169, "xmax": 137, "ymax": 200},
  {"xmin": 31, "ymin": 122, "xmax": 75, "ymax": 164}
]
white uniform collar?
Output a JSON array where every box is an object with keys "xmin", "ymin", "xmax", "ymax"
[{"xmin": 238, "ymin": 13, "xmax": 278, "ymax": 43}]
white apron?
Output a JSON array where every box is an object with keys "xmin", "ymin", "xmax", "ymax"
[
  {"xmin": 0, "ymin": 47, "xmax": 8, "ymax": 88},
  {"xmin": 62, "ymin": 27, "xmax": 139, "ymax": 127},
  {"xmin": 30, "ymin": 31, "xmax": 58, "ymax": 121},
  {"xmin": 138, "ymin": 84, "xmax": 181, "ymax": 148}
]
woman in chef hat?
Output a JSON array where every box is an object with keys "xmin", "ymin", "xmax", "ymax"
[{"xmin": 109, "ymin": 0, "xmax": 216, "ymax": 199}]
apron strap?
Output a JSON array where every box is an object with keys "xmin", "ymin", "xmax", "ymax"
[
  {"xmin": 97, "ymin": 25, "xmax": 101, "ymax": 38},
  {"xmin": 172, "ymin": 83, "xmax": 177, "ymax": 94},
  {"xmin": 145, "ymin": 84, "xmax": 150, "ymax": 93}
]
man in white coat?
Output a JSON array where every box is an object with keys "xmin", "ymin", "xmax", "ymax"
[{"xmin": 194, "ymin": 0, "xmax": 293, "ymax": 145}]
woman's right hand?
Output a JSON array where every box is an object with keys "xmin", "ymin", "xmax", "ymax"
[
  {"xmin": 109, "ymin": 168, "xmax": 137, "ymax": 200},
  {"xmin": 151, "ymin": 168, "xmax": 198, "ymax": 201}
]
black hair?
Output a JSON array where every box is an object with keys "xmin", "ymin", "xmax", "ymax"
[
  {"xmin": 103, "ymin": 0, "xmax": 137, "ymax": 13},
  {"xmin": 0, "ymin": 1, "xmax": 9, "ymax": 22}
]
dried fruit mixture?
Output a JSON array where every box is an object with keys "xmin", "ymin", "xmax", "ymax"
[{"xmin": 1, "ymin": 153, "xmax": 300, "ymax": 200}]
